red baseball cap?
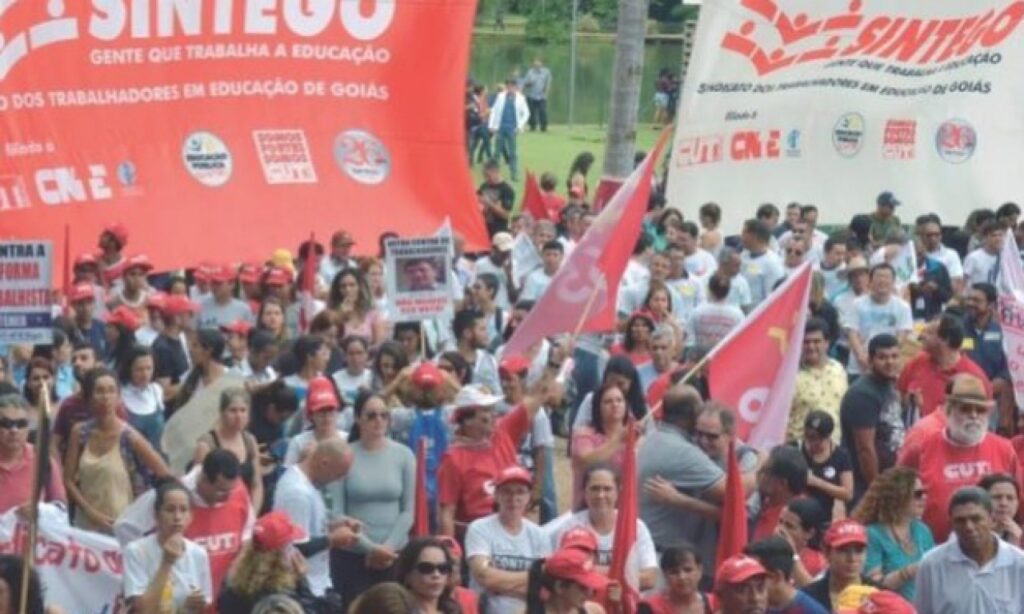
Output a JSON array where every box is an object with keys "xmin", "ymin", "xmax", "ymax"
[
  {"xmin": 105, "ymin": 306, "xmax": 141, "ymax": 331},
  {"xmin": 102, "ymin": 222, "xmax": 128, "ymax": 247},
  {"xmin": 124, "ymin": 254, "xmax": 154, "ymax": 274},
  {"xmin": 264, "ymin": 267, "xmax": 294, "ymax": 287},
  {"xmin": 824, "ymin": 519, "xmax": 869, "ymax": 549},
  {"xmin": 145, "ymin": 292, "xmax": 168, "ymax": 311},
  {"xmin": 499, "ymin": 355, "xmax": 531, "ymax": 377},
  {"xmin": 252, "ymin": 511, "xmax": 306, "ymax": 551},
  {"xmin": 193, "ymin": 262, "xmax": 216, "ymax": 284},
  {"xmin": 559, "ymin": 526, "xmax": 598, "ymax": 554},
  {"xmin": 68, "ymin": 282, "xmax": 95, "ymax": 303},
  {"xmin": 437, "ymin": 535, "xmax": 463, "ymax": 560},
  {"xmin": 238, "ymin": 262, "xmax": 263, "ymax": 284},
  {"xmin": 715, "ymin": 555, "xmax": 767, "ymax": 590},
  {"xmin": 74, "ymin": 253, "xmax": 98, "ymax": 269},
  {"xmin": 207, "ymin": 263, "xmax": 236, "ymax": 283},
  {"xmin": 494, "ymin": 465, "xmax": 532, "ymax": 489},
  {"xmin": 161, "ymin": 295, "xmax": 200, "ymax": 317},
  {"xmin": 306, "ymin": 376, "xmax": 340, "ymax": 415},
  {"xmin": 412, "ymin": 362, "xmax": 443, "ymax": 390},
  {"xmin": 855, "ymin": 590, "xmax": 916, "ymax": 614},
  {"xmin": 543, "ymin": 548, "xmax": 610, "ymax": 591},
  {"xmin": 221, "ymin": 320, "xmax": 253, "ymax": 337}
]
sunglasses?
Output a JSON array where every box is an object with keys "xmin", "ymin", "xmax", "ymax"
[
  {"xmin": 415, "ymin": 562, "xmax": 452, "ymax": 576},
  {"xmin": 0, "ymin": 418, "xmax": 29, "ymax": 430},
  {"xmin": 363, "ymin": 411, "xmax": 391, "ymax": 421},
  {"xmin": 913, "ymin": 489, "xmax": 927, "ymax": 499},
  {"xmin": 695, "ymin": 430, "xmax": 721, "ymax": 442}
]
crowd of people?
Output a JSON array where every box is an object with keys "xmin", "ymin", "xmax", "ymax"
[{"xmin": 2, "ymin": 158, "xmax": 1024, "ymax": 614}]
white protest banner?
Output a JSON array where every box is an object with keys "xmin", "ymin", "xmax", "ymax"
[
  {"xmin": 997, "ymin": 293, "xmax": 1024, "ymax": 408},
  {"xmin": 668, "ymin": 0, "xmax": 1024, "ymax": 231},
  {"xmin": 0, "ymin": 504, "xmax": 125, "ymax": 613},
  {"xmin": 0, "ymin": 240, "xmax": 53, "ymax": 345},
  {"xmin": 511, "ymin": 233, "xmax": 542, "ymax": 287},
  {"xmin": 385, "ymin": 236, "xmax": 454, "ymax": 322}
]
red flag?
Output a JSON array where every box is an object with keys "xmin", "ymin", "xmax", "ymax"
[
  {"xmin": 298, "ymin": 232, "xmax": 316, "ymax": 334},
  {"xmin": 521, "ymin": 171, "xmax": 552, "ymax": 222},
  {"xmin": 504, "ymin": 128, "xmax": 672, "ymax": 356},
  {"xmin": 413, "ymin": 438, "xmax": 430, "ymax": 537},
  {"xmin": 716, "ymin": 440, "xmax": 748, "ymax": 565},
  {"xmin": 708, "ymin": 263, "xmax": 813, "ymax": 449},
  {"xmin": 608, "ymin": 425, "xmax": 640, "ymax": 613}
]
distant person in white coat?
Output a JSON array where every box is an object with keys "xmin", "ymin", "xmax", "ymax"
[{"xmin": 489, "ymin": 77, "xmax": 530, "ymax": 182}]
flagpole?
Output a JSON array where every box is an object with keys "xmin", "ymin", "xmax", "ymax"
[
  {"xmin": 19, "ymin": 383, "xmax": 53, "ymax": 614},
  {"xmin": 640, "ymin": 351, "xmax": 713, "ymax": 427}
]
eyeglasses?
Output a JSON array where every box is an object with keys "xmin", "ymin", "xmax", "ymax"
[
  {"xmin": 695, "ymin": 430, "xmax": 722, "ymax": 442},
  {"xmin": 363, "ymin": 411, "xmax": 390, "ymax": 421},
  {"xmin": 913, "ymin": 489, "xmax": 927, "ymax": 499},
  {"xmin": 0, "ymin": 418, "xmax": 29, "ymax": 431},
  {"xmin": 414, "ymin": 562, "xmax": 452, "ymax": 576}
]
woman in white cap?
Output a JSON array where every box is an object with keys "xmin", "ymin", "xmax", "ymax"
[{"xmin": 466, "ymin": 465, "xmax": 551, "ymax": 614}]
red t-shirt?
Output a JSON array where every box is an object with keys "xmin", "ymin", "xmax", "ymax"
[
  {"xmin": 454, "ymin": 587, "xmax": 478, "ymax": 614},
  {"xmin": 899, "ymin": 431, "xmax": 1021, "ymax": 541},
  {"xmin": 437, "ymin": 405, "xmax": 531, "ymax": 524},
  {"xmin": 897, "ymin": 352, "xmax": 990, "ymax": 416},
  {"xmin": 800, "ymin": 547, "xmax": 827, "ymax": 577},
  {"xmin": 902, "ymin": 411, "xmax": 946, "ymax": 452},
  {"xmin": 753, "ymin": 503, "xmax": 785, "ymax": 541},
  {"xmin": 641, "ymin": 591, "xmax": 717, "ymax": 613},
  {"xmin": 185, "ymin": 481, "xmax": 251, "ymax": 607},
  {"xmin": 0, "ymin": 444, "xmax": 66, "ymax": 514}
]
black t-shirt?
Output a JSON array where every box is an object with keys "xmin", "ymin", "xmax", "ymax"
[
  {"xmin": 840, "ymin": 373, "xmax": 905, "ymax": 497},
  {"xmin": 477, "ymin": 180, "xmax": 515, "ymax": 236},
  {"xmin": 801, "ymin": 443, "xmax": 852, "ymax": 518},
  {"xmin": 151, "ymin": 333, "xmax": 189, "ymax": 384}
]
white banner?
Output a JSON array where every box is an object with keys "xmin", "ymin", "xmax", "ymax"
[
  {"xmin": 510, "ymin": 233, "xmax": 542, "ymax": 287},
  {"xmin": 0, "ymin": 504, "xmax": 124, "ymax": 613},
  {"xmin": 668, "ymin": 0, "xmax": 1024, "ymax": 231},
  {"xmin": 998, "ymin": 293, "xmax": 1024, "ymax": 409},
  {"xmin": 385, "ymin": 236, "xmax": 454, "ymax": 322},
  {"xmin": 0, "ymin": 240, "xmax": 53, "ymax": 345}
]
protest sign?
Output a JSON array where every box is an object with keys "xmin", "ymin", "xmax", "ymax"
[
  {"xmin": 511, "ymin": 233, "xmax": 542, "ymax": 287},
  {"xmin": 0, "ymin": 504, "xmax": 124, "ymax": 613},
  {"xmin": 998, "ymin": 293, "xmax": 1024, "ymax": 409},
  {"xmin": 0, "ymin": 1, "xmax": 487, "ymax": 271},
  {"xmin": 667, "ymin": 0, "xmax": 1024, "ymax": 231},
  {"xmin": 385, "ymin": 236, "xmax": 453, "ymax": 322},
  {"xmin": 0, "ymin": 240, "xmax": 52, "ymax": 344}
]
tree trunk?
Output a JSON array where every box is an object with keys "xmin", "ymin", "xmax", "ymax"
[{"xmin": 602, "ymin": 0, "xmax": 648, "ymax": 179}]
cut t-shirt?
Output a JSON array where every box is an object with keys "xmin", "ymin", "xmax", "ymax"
[{"xmin": 465, "ymin": 513, "xmax": 549, "ymax": 614}]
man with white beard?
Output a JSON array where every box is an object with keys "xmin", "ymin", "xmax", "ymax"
[{"xmin": 898, "ymin": 373, "xmax": 1021, "ymax": 542}]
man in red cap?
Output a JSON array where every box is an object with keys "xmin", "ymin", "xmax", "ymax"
[
  {"xmin": 67, "ymin": 282, "xmax": 107, "ymax": 355},
  {"xmin": 152, "ymin": 295, "xmax": 199, "ymax": 403},
  {"xmin": 197, "ymin": 264, "xmax": 252, "ymax": 330},
  {"xmin": 714, "ymin": 555, "xmax": 769, "ymax": 614},
  {"xmin": 319, "ymin": 230, "xmax": 358, "ymax": 286},
  {"xmin": 98, "ymin": 222, "xmax": 128, "ymax": 279},
  {"xmin": 803, "ymin": 519, "xmax": 870, "ymax": 612},
  {"xmin": 898, "ymin": 373, "xmax": 1021, "ymax": 541}
]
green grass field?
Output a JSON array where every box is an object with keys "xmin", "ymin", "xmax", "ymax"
[{"xmin": 469, "ymin": 123, "xmax": 664, "ymax": 199}]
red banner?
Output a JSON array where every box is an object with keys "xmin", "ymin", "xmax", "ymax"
[{"xmin": 0, "ymin": 1, "xmax": 487, "ymax": 271}]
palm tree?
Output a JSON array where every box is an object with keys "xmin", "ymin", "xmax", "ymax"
[{"xmin": 602, "ymin": 0, "xmax": 648, "ymax": 179}]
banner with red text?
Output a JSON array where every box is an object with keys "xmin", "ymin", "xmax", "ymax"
[
  {"xmin": 667, "ymin": 0, "xmax": 1024, "ymax": 231},
  {"xmin": 0, "ymin": 504, "xmax": 124, "ymax": 613},
  {"xmin": 997, "ymin": 293, "xmax": 1024, "ymax": 409},
  {"xmin": 0, "ymin": 1, "xmax": 487, "ymax": 272}
]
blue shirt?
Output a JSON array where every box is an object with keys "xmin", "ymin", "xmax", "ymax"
[
  {"xmin": 769, "ymin": 589, "xmax": 829, "ymax": 614},
  {"xmin": 499, "ymin": 92, "xmax": 518, "ymax": 132},
  {"xmin": 962, "ymin": 315, "xmax": 1010, "ymax": 381},
  {"xmin": 865, "ymin": 520, "xmax": 935, "ymax": 601}
]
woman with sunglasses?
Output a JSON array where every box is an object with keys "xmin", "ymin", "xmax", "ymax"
[
  {"xmin": 851, "ymin": 466, "xmax": 934, "ymax": 601},
  {"xmin": 331, "ymin": 392, "xmax": 416, "ymax": 610},
  {"xmin": 979, "ymin": 473, "xmax": 1022, "ymax": 547},
  {"xmin": 395, "ymin": 537, "xmax": 461, "ymax": 614}
]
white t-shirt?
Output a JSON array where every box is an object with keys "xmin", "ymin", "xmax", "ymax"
[
  {"xmin": 684, "ymin": 249, "xmax": 718, "ymax": 279},
  {"xmin": 716, "ymin": 274, "xmax": 753, "ymax": 311},
  {"xmin": 123, "ymin": 534, "xmax": 213, "ymax": 611},
  {"xmin": 273, "ymin": 466, "xmax": 331, "ymax": 596},
  {"xmin": 686, "ymin": 302, "xmax": 745, "ymax": 350},
  {"xmin": 741, "ymin": 250, "xmax": 785, "ymax": 306},
  {"xmin": 196, "ymin": 296, "xmax": 253, "ymax": 330},
  {"xmin": 466, "ymin": 514, "xmax": 550, "ymax": 614},
  {"xmin": 474, "ymin": 257, "xmax": 512, "ymax": 310},
  {"xmin": 926, "ymin": 245, "xmax": 964, "ymax": 279},
  {"xmin": 284, "ymin": 429, "xmax": 349, "ymax": 467},
  {"xmin": 520, "ymin": 268, "xmax": 554, "ymax": 301},
  {"xmin": 963, "ymin": 248, "xmax": 1000, "ymax": 287},
  {"xmin": 845, "ymin": 294, "xmax": 913, "ymax": 374},
  {"xmin": 665, "ymin": 277, "xmax": 706, "ymax": 323},
  {"xmin": 121, "ymin": 382, "xmax": 164, "ymax": 417},
  {"xmin": 331, "ymin": 368, "xmax": 373, "ymax": 406},
  {"xmin": 542, "ymin": 510, "xmax": 658, "ymax": 570}
]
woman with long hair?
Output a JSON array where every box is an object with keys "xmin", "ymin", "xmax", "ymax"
[
  {"xmin": 525, "ymin": 548, "xmax": 609, "ymax": 614},
  {"xmin": 218, "ymin": 511, "xmax": 317, "ymax": 612},
  {"xmin": 119, "ymin": 345, "xmax": 165, "ymax": 452},
  {"xmin": 175, "ymin": 328, "xmax": 228, "ymax": 410},
  {"xmin": 193, "ymin": 387, "xmax": 264, "ymax": 513},
  {"xmin": 851, "ymin": 466, "xmax": 934, "ymax": 600},
  {"xmin": 638, "ymin": 545, "xmax": 714, "ymax": 614},
  {"xmin": 123, "ymin": 480, "xmax": 211, "ymax": 613},
  {"xmin": 642, "ymin": 282, "xmax": 683, "ymax": 350},
  {"xmin": 361, "ymin": 257, "xmax": 389, "ymax": 315},
  {"xmin": 570, "ymin": 386, "xmax": 632, "ymax": 510},
  {"xmin": 776, "ymin": 497, "xmax": 828, "ymax": 587},
  {"xmin": 281, "ymin": 335, "xmax": 331, "ymax": 412},
  {"xmin": 570, "ymin": 355, "xmax": 648, "ymax": 433},
  {"xmin": 103, "ymin": 306, "xmax": 140, "ymax": 374},
  {"xmin": 612, "ymin": 311, "xmax": 656, "ymax": 367},
  {"xmin": 979, "ymin": 473, "xmax": 1022, "ymax": 546},
  {"xmin": 566, "ymin": 152, "xmax": 595, "ymax": 196},
  {"xmin": 284, "ymin": 376, "xmax": 347, "ymax": 466},
  {"xmin": 437, "ymin": 351, "xmax": 471, "ymax": 387},
  {"xmin": 65, "ymin": 367, "xmax": 169, "ymax": 534},
  {"xmin": 329, "ymin": 267, "xmax": 385, "ymax": 346},
  {"xmin": 371, "ymin": 341, "xmax": 409, "ymax": 408},
  {"xmin": 21, "ymin": 357, "xmax": 56, "ymax": 441},
  {"xmin": 256, "ymin": 296, "xmax": 289, "ymax": 347},
  {"xmin": 395, "ymin": 538, "xmax": 461, "ymax": 614},
  {"xmin": 333, "ymin": 392, "xmax": 416, "ymax": 610},
  {"xmin": 546, "ymin": 465, "xmax": 658, "ymax": 590}
]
